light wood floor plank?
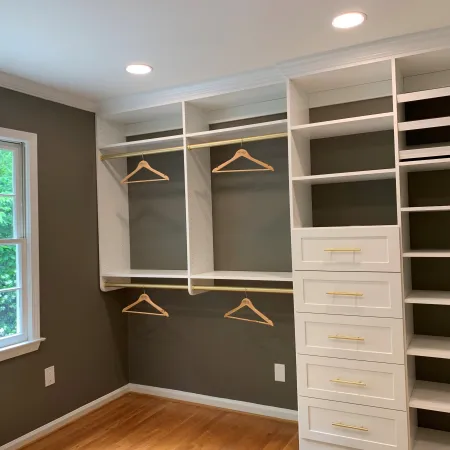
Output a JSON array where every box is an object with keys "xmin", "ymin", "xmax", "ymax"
[{"xmin": 21, "ymin": 393, "xmax": 299, "ymax": 450}]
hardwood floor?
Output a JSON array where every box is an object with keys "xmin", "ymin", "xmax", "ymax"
[{"xmin": 22, "ymin": 393, "xmax": 299, "ymax": 449}]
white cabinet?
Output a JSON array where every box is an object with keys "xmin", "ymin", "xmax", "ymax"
[
  {"xmin": 297, "ymin": 355, "xmax": 406, "ymax": 410},
  {"xmin": 294, "ymin": 271, "xmax": 402, "ymax": 318},
  {"xmin": 295, "ymin": 313, "xmax": 404, "ymax": 364},
  {"xmin": 298, "ymin": 397, "xmax": 408, "ymax": 450},
  {"xmin": 292, "ymin": 226, "xmax": 400, "ymax": 272}
]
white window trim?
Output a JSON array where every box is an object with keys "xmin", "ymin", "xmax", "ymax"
[{"xmin": 0, "ymin": 127, "xmax": 44, "ymax": 362}]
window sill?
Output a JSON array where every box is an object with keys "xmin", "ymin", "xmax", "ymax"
[{"xmin": 0, "ymin": 338, "xmax": 45, "ymax": 363}]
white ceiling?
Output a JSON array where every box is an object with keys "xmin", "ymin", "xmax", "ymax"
[{"xmin": 2, "ymin": 0, "xmax": 450, "ymax": 102}]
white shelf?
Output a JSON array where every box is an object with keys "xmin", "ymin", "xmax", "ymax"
[
  {"xmin": 406, "ymin": 290, "xmax": 450, "ymax": 306},
  {"xmin": 191, "ymin": 271, "xmax": 293, "ymax": 282},
  {"xmin": 408, "ymin": 335, "xmax": 450, "ymax": 359},
  {"xmin": 400, "ymin": 144, "xmax": 450, "ymax": 161},
  {"xmin": 186, "ymin": 120, "xmax": 287, "ymax": 145},
  {"xmin": 410, "ymin": 381, "xmax": 450, "ymax": 413},
  {"xmin": 100, "ymin": 135, "xmax": 184, "ymax": 156},
  {"xmin": 292, "ymin": 169, "xmax": 395, "ymax": 185},
  {"xmin": 402, "ymin": 206, "xmax": 450, "ymax": 212},
  {"xmin": 403, "ymin": 250, "xmax": 450, "ymax": 258},
  {"xmin": 398, "ymin": 86, "xmax": 450, "ymax": 104},
  {"xmin": 415, "ymin": 428, "xmax": 450, "ymax": 450},
  {"xmin": 103, "ymin": 270, "xmax": 189, "ymax": 279},
  {"xmin": 399, "ymin": 157, "xmax": 450, "ymax": 172},
  {"xmin": 398, "ymin": 116, "xmax": 450, "ymax": 132},
  {"xmin": 291, "ymin": 112, "xmax": 394, "ymax": 139}
]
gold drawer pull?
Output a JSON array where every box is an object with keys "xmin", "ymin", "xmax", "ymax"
[
  {"xmin": 331, "ymin": 378, "xmax": 366, "ymax": 387},
  {"xmin": 328, "ymin": 334, "xmax": 365, "ymax": 341},
  {"xmin": 324, "ymin": 248, "xmax": 361, "ymax": 252},
  {"xmin": 326, "ymin": 291, "xmax": 363, "ymax": 297},
  {"xmin": 332, "ymin": 422, "xmax": 369, "ymax": 432}
]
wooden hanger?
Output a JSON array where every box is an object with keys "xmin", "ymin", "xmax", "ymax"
[
  {"xmin": 224, "ymin": 296, "xmax": 274, "ymax": 326},
  {"xmin": 212, "ymin": 145, "xmax": 274, "ymax": 173},
  {"xmin": 122, "ymin": 292, "xmax": 169, "ymax": 317},
  {"xmin": 121, "ymin": 156, "xmax": 169, "ymax": 184}
]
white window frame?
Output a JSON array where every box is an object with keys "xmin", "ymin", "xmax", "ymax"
[{"xmin": 0, "ymin": 127, "xmax": 43, "ymax": 362}]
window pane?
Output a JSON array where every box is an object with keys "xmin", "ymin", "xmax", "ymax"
[
  {"xmin": 0, "ymin": 245, "xmax": 18, "ymax": 290},
  {"xmin": 0, "ymin": 196, "xmax": 14, "ymax": 238},
  {"xmin": 0, "ymin": 150, "xmax": 14, "ymax": 195},
  {"xmin": 0, "ymin": 289, "xmax": 18, "ymax": 338}
]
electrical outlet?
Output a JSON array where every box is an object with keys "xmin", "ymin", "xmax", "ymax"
[
  {"xmin": 45, "ymin": 366, "xmax": 55, "ymax": 387},
  {"xmin": 274, "ymin": 363, "xmax": 285, "ymax": 382}
]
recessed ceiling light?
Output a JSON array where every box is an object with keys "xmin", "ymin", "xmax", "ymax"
[
  {"xmin": 126, "ymin": 64, "xmax": 153, "ymax": 75},
  {"xmin": 332, "ymin": 12, "xmax": 366, "ymax": 29}
]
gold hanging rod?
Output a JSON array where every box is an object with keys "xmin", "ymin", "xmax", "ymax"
[
  {"xmin": 105, "ymin": 283, "xmax": 189, "ymax": 290},
  {"xmin": 193, "ymin": 285, "xmax": 293, "ymax": 295},
  {"xmin": 104, "ymin": 282, "xmax": 292, "ymax": 294},
  {"xmin": 100, "ymin": 132, "xmax": 288, "ymax": 161}
]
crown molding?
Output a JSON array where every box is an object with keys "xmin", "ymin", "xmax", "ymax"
[
  {"xmin": 0, "ymin": 71, "xmax": 96, "ymax": 112},
  {"xmin": 3, "ymin": 25, "xmax": 450, "ymax": 117},
  {"xmin": 100, "ymin": 25, "xmax": 450, "ymax": 120},
  {"xmin": 278, "ymin": 25, "xmax": 450, "ymax": 78}
]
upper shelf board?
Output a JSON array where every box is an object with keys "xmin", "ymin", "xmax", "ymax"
[
  {"xmin": 102, "ymin": 102, "xmax": 183, "ymax": 125},
  {"xmin": 403, "ymin": 250, "xmax": 450, "ymax": 258},
  {"xmin": 291, "ymin": 60, "xmax": 392, "ymax": 95},
  {"xmin": 186, "ymin": 120, "xmax": 287, "ymax": 145},
  {"xmin": 397, "ymin": 86, "xmax": 450, "ymax": 103},
  {"xmin": 190, "ymin": 271, "xmax": 293, "ymax": 282},
  {"xmin": 410, "ymin": 380, "xmax": 450, "ymax": 413},
  {"xmin": 100, "ymin": 134, "xmax": 184, "ymax": 156},
  {"xmin": 189, "ymin": 84, "xmax": 286, "ymax": 112},
  {"xmin": 408, "ymin": 335, "xmax": 450, "ymax": 359},
  {"xmin": 399, "ymin": 157, "xmax": 450, "ymax": 172},
  {"xmin": 405, "ymin": 290, "xmax": 450, "ymax": 306},
  {"xmin": 291, "ymin": 113, "xmax": 394, "ymax": 140},
  {"xmin": 398, "ymin": 116, "xmax": 450, "ymax": 132},
  {"xmin": 103, "ymin": 270, "xmax": 189, "ymax": 279},
  {"xmin": 292, "ymin": 168, "xmax": 396, "ymax": 185},
  {"xmin": 399, "ymin": 144, "xmax": 450, "ymax": 161},
  {"xmin": 415, "ymin": 428, "xmax": 450, "ymax": 450},
  {"xmin": 402, "ymin": 206, "xmax": 450, "ymax": 212}
]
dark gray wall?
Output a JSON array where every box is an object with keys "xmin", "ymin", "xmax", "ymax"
[
  {"xmin": 126, "ymin": 126, "xmax": 296, "ymax": 409},
  {"xmin": 0, "ymin": 88, "xmax": 128, "ymax": 446}
]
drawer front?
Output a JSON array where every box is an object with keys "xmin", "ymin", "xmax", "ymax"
[
  {"xmin": 294, "ymin": 271, "xmax": 402, "ymax": 318},
  {"xmin": 297, "ymin": 355, "xmax": 406, "ymax": 410},
  {"xmin": 299, "ymin": 397, "xmax": 408, "ymax": 450},
  {"xmin": 295, "ymin": 313, "xmax": 404, "ymax": 364},
  {"xmin": 292, "ymin": 227, "xmax": 400, "ymax": 272},
  {"xmin": 300, "ymin": 439, "xmax": 357, "ymax": 450}
]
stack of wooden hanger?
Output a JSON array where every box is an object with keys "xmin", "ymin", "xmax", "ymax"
[
  {"xmin": 121, "ymin": 155, "xmax": 169, "ymax": 184},
  {"xmin": 212, "ymin": 141, "xmax": 274, "ymax": 174},
  {"xmin": 122, "ymin": 290, "xmax": 274, "ymax": 326}
]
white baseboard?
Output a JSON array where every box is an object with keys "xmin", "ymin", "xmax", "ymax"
[
  {"xmin": 1, "ymin": 385, "xmax": 130, "ymax": 450},
  {"xmin": 129, "ymin": 383, "xmax": 298, "ymax": 422}
]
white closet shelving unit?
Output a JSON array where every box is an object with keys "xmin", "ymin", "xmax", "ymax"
[
  {"xmin": 97, "ymin": 46, "xmax": 450, "ymax": 450},
  {"xmin": 395, "ymin": 48, "xmax": 450, "ymax": 450},
  {"xmin": 97, "ymin": 84, "xmax": 291, "ymax": 293}
]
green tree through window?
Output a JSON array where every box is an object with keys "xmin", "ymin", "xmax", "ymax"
[{"xmin": 0, "ymin": 150, "xmax": 17, "ymax": 337}]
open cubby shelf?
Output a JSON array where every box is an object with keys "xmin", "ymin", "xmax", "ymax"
[
  {"xmin": 406, "ymin": 291, "xmax": 450, "ymax": 306},
  {"xmin": 292, "ymin": 168, "xmax": 395, "ymax": 184}
]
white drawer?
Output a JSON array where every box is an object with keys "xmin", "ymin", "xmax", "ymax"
[
  {"xmin": 298, "ymin": 397, "xmax": 408, "ymax": 450},
  {"xmin": 294, "ymin": 271, "xmax": 402, "ymax": 318},
  {"xmin": 297, "ymin": 355, "xmax": 406, "ymax": 410},
  {"xmin": 295, "ymin": 313, "xmax": 404, "ymax": 364},
  {"xmin": 299, "ymin": 439, "xmax": 357, "ymax": 450},
  {"xmin": 292, "ymin": 226, "xmax": 400, "ymax": 272}
]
